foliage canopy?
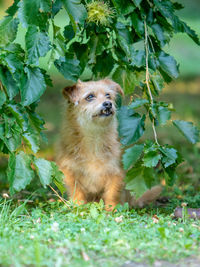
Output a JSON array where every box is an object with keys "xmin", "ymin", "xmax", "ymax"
[{"xmin": 0, "ymin": 0, "xmax": 199, "ymax": 197}]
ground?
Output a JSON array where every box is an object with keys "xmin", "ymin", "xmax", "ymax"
[{"xmin": 0, "ymin": 192, "xmax": 200, "ymax": 267}]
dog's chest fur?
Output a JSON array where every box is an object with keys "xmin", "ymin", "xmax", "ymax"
[{"xmin": 58, "ymin": 116, "xmax": 122, "ymax": 195}]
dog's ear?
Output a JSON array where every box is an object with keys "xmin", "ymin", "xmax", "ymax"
[
  {"xmin": 103, "ymin": 79, "xmax": 124, "ymax": 96},
  {"xmin": 62, "ymin": 83, "xmax": 80, "ymax": 103}
]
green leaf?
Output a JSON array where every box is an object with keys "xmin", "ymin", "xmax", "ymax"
[
  {"xmin": 143, "ymin": 151, "xmax": 161, "ymax": 168},
  {"xmin": 51, "ymin": 162, "xmax": 66, "ymax": 195},
  {"xmin": 173, "ymin": 120, "xmax": 199, "ymax": 144},
  {"xmin": 25, "ymin": 25, "xmax": 51, "ymax": 65},
  {"xmin": 158, "ymin": 52, "xmax": 179, "ymax": 80},
  {"xmin": 129, "ymin": 98, "xmax": 148, "ymax": 109},
  {"xmin": 62, "ymin": 0, "xmax": 87, "ymax": 32},
  {"xmin": 172, "ymin": 16, "xmax": 200, "ymax": 45},
  {"xmin": 23, "ymin": 128, "xmax": 40, "ymax": 154},
  {"xmin": 18, "ymin": 0, "xmax": 49, "ymax": 29},
  {"xmin": 111, "ymin": 0, "xmax": 135, "ymax": 15},
  {"xmin": 40, "ymin": 0, "xmax": 52, "ymax": 12},
  {"xmin": 7, "ymin": 151, "xmax": 34, "ymax": 194},
  {"xmin": 33, "ymin": 157, "xmax": 52, "ymax": 187},
  {"xmin": 18, "ymin": 0, "xmax": 40, "ymax": 27},
  {"xmin": 6, "ymin": 0, "xmax": 20, "ymax": 16},
  {"xmin": 0, "ymin": 66, "xmax": 19, "ymax": 99},
  {"xmin": 164, "ymin": 167, "xmax": 177, "ymax": 186},
  {"xmin": 131, "ymin": 13, "xmax": 144, "ymax": 36},
  {"xmin": 159, "ymin": 146, "xmax": 178, "ymax": 168},
  {"xmin": 157, "ymin": 106, "xmax": 171, "ymax": 125},
  {"xmin": 151, "ymin": 72, "xmax": 164, "ymax": 92},
  {"xmin": 54, "ymin": 56, "xmax": 81, "ymax": 82},
  {"xmin": 118, "ymin": 106, "xmax": 145, "ymax": 146},
  {"xmin": 0, "ymin": 91, "xmax": 6, "ymax": 108},
  {"xmin": 21, "ymin": 67, "xmax": 46, "ymax": 106},
  {"xmin": 0, "ymin": 16, "xmax": 19, "ymax": 46},
  {"xmin": 112, "ymin": 67, "xmax": 143, "ymax": 95},
  {"xmin": 132, "ymin": 0, "xmax": 142, "ymax": 7},
  {"xmin": 93, "ymin": 52, "xmax": 114, "ymax": 77},
  {"xmin": 152, "ymin": 23, "xmax": 168, "ymax": 47},
  {"xmin": 123, "ymin": 144, "xmax": 144, "ymax": 170},
  {"xmin": 126, "ymin": 175, "xmax": 148, "ymax": 199}
]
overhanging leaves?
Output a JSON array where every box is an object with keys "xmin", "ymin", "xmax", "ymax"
[
  {"xmin": 62, "ymin": 0, "xmax": 87, "ymax": 32},
  {"xmin": 54, "ymin": 56, "xmax": 81, "ymax": 82},
  {"xmin": 123, "ymin": 144, "xmax": 144, "ymax": 170},
  {"xmin": 0, "ymin": 16, "xmax": 19, "ymax": 46},
  {"xmin": 25, "ymin": 25, "xmax": 51, "ymax": 65},
  {"xmin": 118, "ymin": 106, "xmax": 145, "ymax": 146},
  {"xmin": 7, "ymin": 152, "xmax": 34, "ymax": 194},
  {"xmin": 20, "ymin": 67, "xmax": 46, "ymax": 106},
  {"xmin": 173, "ymin": 120, "xmax": 199, "ymax": 144}
]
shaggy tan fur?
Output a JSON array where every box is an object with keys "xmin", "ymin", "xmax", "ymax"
[{"xmin": 56, "ymin": 79, "xmax": 124, "ymax": 211}]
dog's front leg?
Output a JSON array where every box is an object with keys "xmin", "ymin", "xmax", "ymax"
[
  {"xmin": 61, "ymin": 168, "xmax": 87, "ymax": 205},
  {"xmin": 103, "ymin": 175, "xmax": 123, "ymax": 211}
]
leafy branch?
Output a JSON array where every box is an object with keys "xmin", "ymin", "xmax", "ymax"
[{"xmin": 0, "ymin": 0, "xmax": 199, "ymax": 197}]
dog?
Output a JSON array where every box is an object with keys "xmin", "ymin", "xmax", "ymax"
[
  {"xmin": 56, "ymin": 79, "xmax": 124, "ymax": 211},
  {"xmin": 56, "ymin": 79, "xmax": 162, "ymax": 211}
]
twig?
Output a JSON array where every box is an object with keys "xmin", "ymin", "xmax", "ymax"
[
  {"xmin": 48, "ymin": 185, "xmax": 71, "ymax": 209},
  {"xmin": 144, "ymin": 20, "xmax": 159, "ymax": 146}
]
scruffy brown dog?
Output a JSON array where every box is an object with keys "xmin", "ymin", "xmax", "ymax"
[{"xmin": 57, "ymin": 79, "xmax": 124, "ymax": 211}]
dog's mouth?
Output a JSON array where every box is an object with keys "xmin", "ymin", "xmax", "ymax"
[{"xmin": 93, "ymin": 108, "xmax": 113, "ymax": 118}]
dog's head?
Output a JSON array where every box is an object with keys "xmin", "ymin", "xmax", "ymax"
[{"xmin": 63, "ymin": 79, "xmax": 123, "ymax": 124}]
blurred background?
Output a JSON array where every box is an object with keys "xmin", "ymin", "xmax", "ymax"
[{"xmin": 0, "ymin": 0, "xmax": 200, "ymax": 199}]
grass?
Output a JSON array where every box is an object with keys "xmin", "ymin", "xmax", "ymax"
[{"xmin": 0, "ymin": 197, "xmax": 200, "ymax": 267}]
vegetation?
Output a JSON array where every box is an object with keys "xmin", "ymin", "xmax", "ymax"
[
  {"xmin": 0, "ymin": 198, "xmax": 200, "ymax": 267},
  {"xmin": 0, "ymin": 0, "xmax": 199, "ymax": 196}
]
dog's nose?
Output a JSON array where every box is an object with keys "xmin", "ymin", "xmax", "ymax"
[{"xmin": 103, "ymin": 101, "xmax": 112, "ymax": 109}]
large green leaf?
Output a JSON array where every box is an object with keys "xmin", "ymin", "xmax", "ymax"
[
  {"xmin": 143, "ymin": 151, "xmax": 161, "ymax": 168},
  {"xmin": 129, "ymin": 98, "xmax": 148, "ymax": 109},
  {"xmin": 25, "ymin": 25, "xmax": 51, "ymax": 65},
  {"xmin": 111, "ymin": 0, "xmax": 135, "ymax": 15},
  {"xmin": 20, "ymin": 67, "xmax": 46, "ymax": 106},
  {"xmin": 18, "ymin": 0, "xmax": 49, "ymax": 28},
  {"xmin": 33, "ymin": 157, "xmax": 52, "ymax": 187},
  {"xmin": 7, "ymin": 151, "xmax": 34, "ymax": 194},
  {"xmin": 6, "ymin": 0, "xmax": 20, "ymax": 16},
  {"xmin": 156, "ymin": 105, "xmax": 171, "ymax": 125},
  {"xmin": 118, "ymin": 106, "xmax": 145, "ymax": 146},
  {"xmin": 158, "ymin": 52, "xmax": 179, "ymax": 80},
  {"xmin": 123, "ymin": 144, "xmax": 144, "ymax": 170},
  {"xmin": 18, "ymin": 0, "xmax": 40, "ymax": 27},
  {"xmin": 0, "ymin": 91, "xmax": 6, "ymax": 108},
  {"xmin": 0, "ymin": 66, "xmax": 19, "ymax": 99},
  {"xmin": 0, "ymin": 16, "xmax": 19, "ymax": 46},
  {"xmin": 126, "ymin": 175, "xmax": 148, "ymax": 199},
  {"xmin": 62, "ymin": 0, "xmax": 87, "ymax": 32},
  {"xmin": 159, "ymin": 146, "xmax": 177, "ymax": 168},
  {"xmin": 152, "ymin": 23, "xmax": 168, "ymax": 47},
  {"xmin": 51, "ymin": 162, "xmax": 66, "ymax": 195},
  {"xmin": 54, "ymin": 56, "xmax": 81, "ymax": 82},
  {"xmin": 23, "ymin": 128, "xmax": 40, "ymax": 153},
  {"xmin": 173, "ymin": 120, "xmax": 199, "ymax": 144}
]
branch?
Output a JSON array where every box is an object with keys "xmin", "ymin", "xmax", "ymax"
[{"xmin": 144, "ymin": 20, "xmax": 159, "ymax": 146}]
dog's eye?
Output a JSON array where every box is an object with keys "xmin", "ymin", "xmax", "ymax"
[
  {"xmin": 85, "ymin": 94, "xmax": 95, "ymax": 101},
  {"xmin": 105, "ymin": 93, "xmax": 111, "ymax": 99}
]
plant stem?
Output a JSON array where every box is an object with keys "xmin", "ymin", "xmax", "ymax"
[{"xmin": 144, "ymin": 20, "xmax": 159, "ymax": 146}]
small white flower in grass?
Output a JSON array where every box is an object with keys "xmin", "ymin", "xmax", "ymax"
[
  {"xmin": 115, "ymin": 215, "xmax": 123, "ymax": 223},
  {"xmin": 2, "ymin": 193, "xmax": 9, "ymax": 198},
  {"xmin": 179, "ymin": 227, "xmax": 184, "ymax": 232},
  {"xmin": 51, "ymin": 222, "xmax": 59, "ymax": 232},
  {"xmin": 30, "ymin": 235, "xmax": 35, "ymax": 239},
  {"xmin": 81, "ymin": 228, "xmax": 85, "ymax": 232}
]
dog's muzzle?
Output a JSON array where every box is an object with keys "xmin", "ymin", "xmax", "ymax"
[{"xmin": 99, "ymin": 101, "xmax": 113, "ymax": 117}]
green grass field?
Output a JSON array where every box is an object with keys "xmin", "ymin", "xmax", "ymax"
[{"xmin": 0, "ymin": 198, "xmax": 200, "ymax": 267}]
